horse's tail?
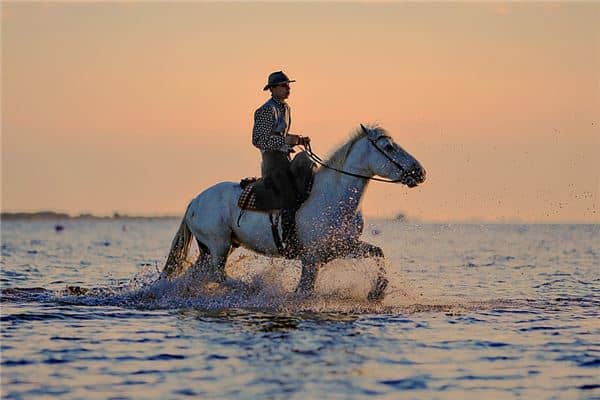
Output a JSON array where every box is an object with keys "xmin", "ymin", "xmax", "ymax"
[{"xmin": 161, "ymin": 203, "xmax": 194, "ymax": 279}]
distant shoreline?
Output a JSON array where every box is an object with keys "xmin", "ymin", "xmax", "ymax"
[
  {"xmin": 0, "ymin": 211, "xmax": 179, "ymax": 221},
  {"xmin": 0, "ymin": 211, "xmax": 597, "ymax": 225}
]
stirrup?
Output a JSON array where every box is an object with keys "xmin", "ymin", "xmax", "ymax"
[{"xmin": 269, "ymin": 211, "xmax": 285, "ymax": 254}]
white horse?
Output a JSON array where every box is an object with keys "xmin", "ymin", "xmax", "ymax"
[{"xmin": 162, "ymin": 124, "xmax": 426, "ymax": 299}]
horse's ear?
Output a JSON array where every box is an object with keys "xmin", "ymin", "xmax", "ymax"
[{"xmin": 361, "ymin": 124, "xmax": 376, "ymax": 140}]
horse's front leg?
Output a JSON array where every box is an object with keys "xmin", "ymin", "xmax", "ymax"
[
  {"xmin": 348, "ymin": 240, "xmax": 388, "ymax": 302},
  {"xmin": 295, "ymin": 248, "xmax": 324, "ymax": 296},
  {"xmin": 295, "ymin": 261, "xmax": 318, "ymax": 295},
  {"xmin": 348, "ymin": 240, "xmax": 384, "ymax": 259}
]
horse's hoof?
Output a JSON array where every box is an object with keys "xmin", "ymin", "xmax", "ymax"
[{"xmin": 367, "ymin": 275, "xmax": 388, "ymax": 302}]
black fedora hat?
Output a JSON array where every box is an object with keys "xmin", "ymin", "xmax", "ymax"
[{"xmin": 263, "ymin": 71, "xmax": 296, "ymax": 91}]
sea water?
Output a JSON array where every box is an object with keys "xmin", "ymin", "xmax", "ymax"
[{"xmin": 1, "ymin": 219, "xmax": 598, "ymax": 399}]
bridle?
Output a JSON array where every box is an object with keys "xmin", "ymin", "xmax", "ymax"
[{"xmin": 303, "ymin": 124, "xmax": 407, "ymax": 183}]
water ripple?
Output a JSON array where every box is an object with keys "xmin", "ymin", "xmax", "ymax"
[{"xmin": 380, "ymin": 375, "xmax": 429, "ymax": 390}]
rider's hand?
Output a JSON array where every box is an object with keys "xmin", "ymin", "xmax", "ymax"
[{"xmin": 299, "ymin": 136, "xmax": 311, "ymax": 146}]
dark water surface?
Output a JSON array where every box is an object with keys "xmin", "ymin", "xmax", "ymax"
[{"xmin": 1, "ymin": 220, "xmax": 598, "ymax": 399}]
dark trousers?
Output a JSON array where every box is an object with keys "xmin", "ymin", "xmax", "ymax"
[
  {"xmin": 262, "ymin": 151, "xmax": 316, "ymax": 247},
  {"xmin": 261, "ymin": 151, "xmax": 297, "ymax": 209}
]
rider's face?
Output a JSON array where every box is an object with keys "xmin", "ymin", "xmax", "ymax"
[{"xmin": 270, "ymin": 83, "xmax": 291, "ymax": 100}]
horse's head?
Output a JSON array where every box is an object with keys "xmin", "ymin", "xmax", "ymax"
[{"xmin": 361, "ymin": 124, "xmax": 426, "ymax": 187}]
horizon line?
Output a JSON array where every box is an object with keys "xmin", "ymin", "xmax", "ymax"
[{"xmin": 1, "ymin": 210, "xmax": 598, "ymax": 225}]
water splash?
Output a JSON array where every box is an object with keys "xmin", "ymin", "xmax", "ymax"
[{"xmin": 1, "ymin": 248, "xmax": 518, "ymax": 314}]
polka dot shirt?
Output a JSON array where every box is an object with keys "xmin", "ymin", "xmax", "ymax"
[{"xmin": 252, "ymin": 97, "xmax": 292, "ymax": 153}]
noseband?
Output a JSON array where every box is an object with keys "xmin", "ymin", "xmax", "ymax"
[{"xmin": 304, "ymin": 127, "xmax": 406, "ymax": 183}]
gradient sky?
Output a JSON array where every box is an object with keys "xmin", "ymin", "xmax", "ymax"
[{"xmin": 2, "ymin": 2, "xmax": 599, "ymax": 222}]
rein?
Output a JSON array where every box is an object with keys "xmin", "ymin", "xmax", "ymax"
[{"xmin": 303, "ymin": 136, "xmax": 405, "ymax": 184}]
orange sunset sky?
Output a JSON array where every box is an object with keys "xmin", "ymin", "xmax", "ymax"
[{"xmin": 1, "ymin": 2, "xmax": 599, "ymax": 222}]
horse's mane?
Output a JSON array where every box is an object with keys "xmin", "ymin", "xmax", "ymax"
[{"xmin": 324, "ymin": 124, "xmax": 388, "ymax": 169}]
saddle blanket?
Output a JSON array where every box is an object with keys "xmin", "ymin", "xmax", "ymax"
[{"xmin": 237, "ymin": 177, "xmax": 263, "ymax": 211}]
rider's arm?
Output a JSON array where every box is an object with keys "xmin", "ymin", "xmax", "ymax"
[{"xmin": 252, "ymin": 107, "xmax": 290, "ymax": 152}]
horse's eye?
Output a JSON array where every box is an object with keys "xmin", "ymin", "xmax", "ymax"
[{"xmin": 385, "ymin": 144, "xmax": 395, "ymax": 152}]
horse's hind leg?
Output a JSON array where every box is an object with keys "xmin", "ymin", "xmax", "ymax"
[
  {"xmin": 190, "ymin": 238, "xmax": 231, "ymax": 283},
  {"xmin": 186, "ymin": 203, "xmax": 233, "ymax": 282},
  {"xmin": 190, "ymin": 239, "xmax": 210, "ymax": 271}
]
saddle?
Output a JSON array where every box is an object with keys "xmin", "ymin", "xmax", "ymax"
[
  {"xmin": 237, "ymin": 151, "xmax": 315, "ymax": 259},
  {"xmin": 237, "ymin": 176, "xmax": 280, "ymax": 212}
]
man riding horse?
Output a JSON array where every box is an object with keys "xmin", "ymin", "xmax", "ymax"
[
  {"xmin": 252, "ymin": 71, "xmax": 312, "ymax": 248},
  {"xmin": 160, "ymin": 70, "xmax": 426, "ymax": 300}
]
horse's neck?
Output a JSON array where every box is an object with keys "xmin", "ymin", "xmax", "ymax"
[{"xmin": 305, "ymin": 140, "xmax": 372, "ymax": 222}]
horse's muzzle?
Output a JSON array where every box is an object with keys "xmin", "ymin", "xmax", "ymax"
[{"xmin": 403, "ymin": 166, "xmax": 426, "ymax": 187}]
